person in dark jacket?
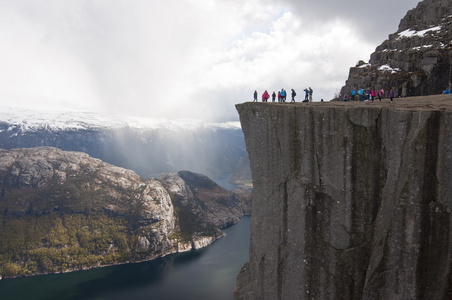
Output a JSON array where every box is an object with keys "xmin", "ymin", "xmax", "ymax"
[{"xmin": 389, "ymin": 89, "xmax": 395, "ymax": 103}]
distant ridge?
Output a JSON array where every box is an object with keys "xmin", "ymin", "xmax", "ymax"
[
  {"xmin": 0, "ymin": 106, "xmax": 241, "ymax": 132},
  {"xmin": 0, "ymin": 106, "xmax": 249, "ymax": 182}
]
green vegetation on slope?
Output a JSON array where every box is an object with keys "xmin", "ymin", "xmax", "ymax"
[
  {"xmin": 0, "ymin": 213, "xmax": 132, "ymax": 277},
  {"xmin": 0, "ymin": 170, "xmax": 148, "ymax": 278}
]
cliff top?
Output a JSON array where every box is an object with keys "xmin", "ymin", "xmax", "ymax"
[{"xmin": 239, "ymin": 94, "xmax": 452, "ymax": 111}]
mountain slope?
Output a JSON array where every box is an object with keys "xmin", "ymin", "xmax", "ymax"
[{"xmin": 0, "ymin": 147, "xmax": 250, "ymax": 279}]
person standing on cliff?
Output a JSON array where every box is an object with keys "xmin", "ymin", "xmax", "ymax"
[
  {"xmin": 253, "ymin": 90, "xmax": 258, "ymax": 102},
  {"xmin": 378, "ymin": 88, "xmax": 384, "ymax": 102},
  {"xmin": 358, "ymin": 88, "xmax": 364, "ymax": 101},
  {"xmin": 309, "ymin": 87, "xmax": 313, "ymax": 102},
  {"xmin": 291, "ymin": 89, "xmax": 296, "ymax": 102},
  {"xmin": 371, "ymin": 89, "xmax": 376, "ymax": 102},
  {"xmin": 304, "ymin": 88, "xmax": 309, "ymax": 101},
  {"xmin": 389, "ymin": 89, "xmax": 395, "ymax": 103},
  {"xmin": 281, "ymin": 89, "xmax": 286, "ymax": 102},
  {"xmin": 278, "ymin": 91, "xmax": 281, "ymax": 102},
  {"xmin": 272, "ymin": 91, "xmax": 276, "ymax": 102},
  {"xmin": 351, "ymin": 88, "xmax": 356, "ymax": 101},
  {"xmin": 262, "ymin": 90, "xmax": 269, "ymax": 102}
]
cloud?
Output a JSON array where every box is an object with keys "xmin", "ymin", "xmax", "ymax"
[
  {"xmin": 278, "ymin": 0, "xmax": 421, "ymax": 41},
  {"xmin": 0, "ymin": 0, "xmax": 421, "ymax": 122}
]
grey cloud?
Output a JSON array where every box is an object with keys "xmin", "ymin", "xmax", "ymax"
[{"xmin": 279, "ymin": 0, "xmax": 421, "ymax": 41}]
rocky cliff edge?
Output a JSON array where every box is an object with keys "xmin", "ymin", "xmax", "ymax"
[{"xmin": 235, "ymin": 95, "xmax": 452, "ymax": 299}]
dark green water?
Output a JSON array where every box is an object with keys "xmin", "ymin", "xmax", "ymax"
[{"xmin": 0, "ymin": 216, "xmax": 250, "ymax": 300}]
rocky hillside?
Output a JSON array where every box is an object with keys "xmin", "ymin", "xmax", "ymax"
[
  {"xmin": 235, "ymin": 96, "xmax": 452, "ymax": 299},
  {"xmin": 340, "ymin": 0, "xmax": 452, "ymax": 98},
  {"xmin": 0, "ymin": 147, "xmax": 250, "ymax": 279}
]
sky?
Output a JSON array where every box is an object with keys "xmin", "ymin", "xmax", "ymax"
[{"xmin": 0, "ymin": 0, "xmax": 421, "ymax": 122}]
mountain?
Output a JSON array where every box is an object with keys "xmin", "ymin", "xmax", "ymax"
[
  {"xmin": 0, "ymin": 106, "xmax": 251, "ymax": 188},
  {"xmin": 0, "ymin": 147, "xmax": 251, "ymax": 279},
  {"xmin": 340, "ymin": 0, "xmax": 452, "ymax": 98}
]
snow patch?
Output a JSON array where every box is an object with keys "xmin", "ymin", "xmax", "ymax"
[
  {"xmin": 398, "ymin": 26, "xmax": 442, "ymax": 38},
  {"xmin": 378, "ymin": 65, "xmax": 401, "ymax": 73},
  {"xmin": 411, "ymin": 44, "xmax": 434, "ymax": 51},
  {"xmin": 357, "ymin": 63, "xmax": 371, "ymax": 68},
  {"xmin": 381, "ymin": 49, "xmax": 401, "ymax": 53}
]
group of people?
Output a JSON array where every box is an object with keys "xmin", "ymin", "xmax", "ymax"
[
  {"xmin": 343, "ymin": 88, "xmax": 395, "ymax": 103},
  {"xmin": 253, "ymin": 87, "xmax": 313, "ymax": 103}
]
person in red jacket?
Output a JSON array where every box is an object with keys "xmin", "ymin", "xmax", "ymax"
[
  {"xmin": 378, "ymin": 89, "xmax": 384, "ymax": 102},
  {"xmin": 262, "ymin": 90, "xmax": 269, "ymax": 102}
]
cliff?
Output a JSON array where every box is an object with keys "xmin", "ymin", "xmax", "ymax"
[
  {"xmin": 0, "ymin": 147, "xmax": 250, "ymax": 279},
  {"xmin": 340, "ymin": 0, "xmax": 452, "ymax": 98},
  {"xmin": 235, "ymin": 96, "xmax": 452, "ymax": 299}
]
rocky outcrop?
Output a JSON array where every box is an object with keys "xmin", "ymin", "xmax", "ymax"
[
  {"xmin": 161, "ymin": 170, "xmax": 251, "ymax": 229},
  {"xmin": 234, "ymin": 98, "xmax": 452, "ymax": 299},
  {"xmin": 340, "ymin": 0, "xmax": 452, "ymax": 98},
  {"xmin": 0, "ymin": 147, "xmax": 251, "ymax": 278}
]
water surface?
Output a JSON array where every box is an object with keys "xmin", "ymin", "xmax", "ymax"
[{"xmin": 0, "ymin": 216, "xmax": 251, "ymax": 300}]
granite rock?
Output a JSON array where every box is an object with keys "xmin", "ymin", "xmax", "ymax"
[{"xmin": 234, "ymin": 100, "xmax": 452, "ymax": 299}]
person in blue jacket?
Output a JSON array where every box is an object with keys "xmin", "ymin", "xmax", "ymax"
[
  {"xmin": 304, "ymin": 88, "xmax": 309, "ymax": 101},
  {"xmin": 358, "ymin": 88, "xmax": 364, "ymax": 101},
  {"xmin": 444, "ymin": 88, "xmax": 450, "ymax": 94},
  {"xmin": 280, "ymin": 89, "xmax": 286, "ymax": 102},
  {"xmin": 351, "ymin": 88, "xmax": 356, "ymax": 101}
]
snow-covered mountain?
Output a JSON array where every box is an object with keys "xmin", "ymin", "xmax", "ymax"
[
  {"xmin": 0, "ymin": 106, "xmax": 250, "ymax": 186},
  {"xmin": 0, "ymin": 106, "xmax": 241, "ymax": 132}
]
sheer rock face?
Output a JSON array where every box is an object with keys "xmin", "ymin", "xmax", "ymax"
[
  {"xmin": 340, "ymin": 0, "xmax": 452, "ymax": 98},
  {"xmin": 234, "ymin": 101, "xmax": 452, "ymax": 300},
  {"xmin": 0, "ymin": 147, "xmax": 250, "ymax": 278}
]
